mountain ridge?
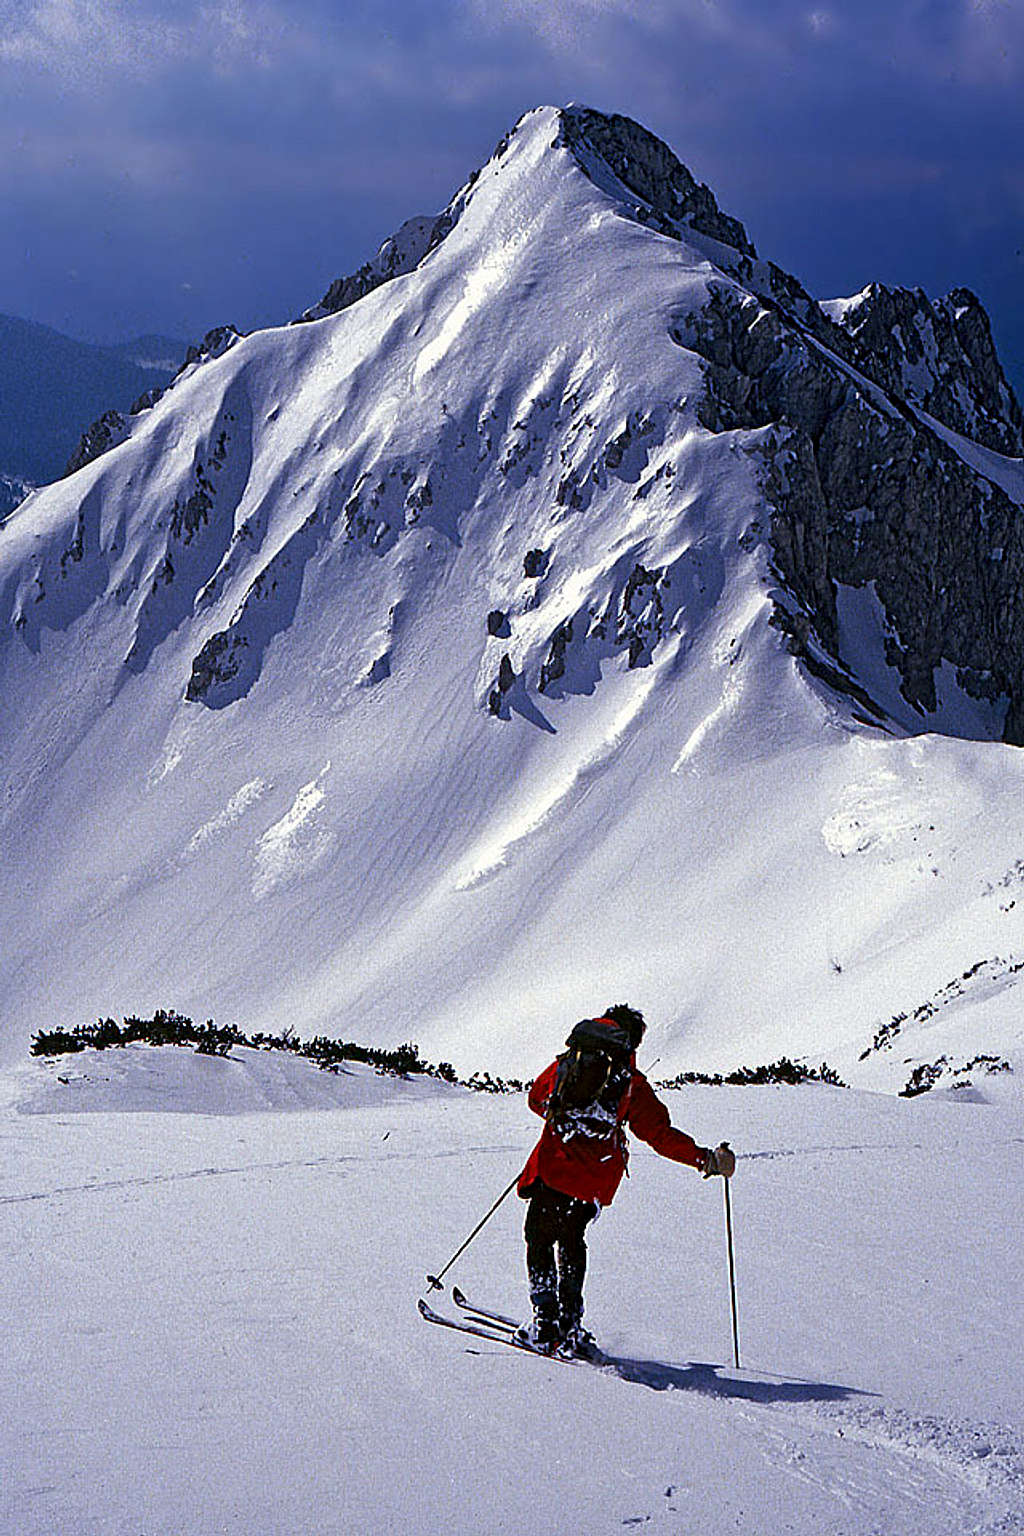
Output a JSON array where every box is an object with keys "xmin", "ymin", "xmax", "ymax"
[{"xmin": 1, "ymin": 103, "xmax": 1022, "ymax": 1086}]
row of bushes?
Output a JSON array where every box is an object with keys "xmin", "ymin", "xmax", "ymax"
[
  {"xmin": 657, "ymin": 1057, "xmax": 847, "ymax": 1089},
  {"xmin": 31, "ymin": 1013, "xmax": 844, "ymax": 1094},
  {"xmin": 900, "ymin": 1053, "xmax": 1012, "ymax": 1097},
  {"xmin": 29, "ymin": 1009, "xmax": 533, "ymax": 1090}
]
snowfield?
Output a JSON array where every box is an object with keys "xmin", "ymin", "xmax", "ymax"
[
  {"xmin": 2, "ymin": 1048, "xmax": 1022, "ymax": 1535},
  {"xmin": 2, "ymin": 99, "xmax": 1023, "ymax": 1531}
]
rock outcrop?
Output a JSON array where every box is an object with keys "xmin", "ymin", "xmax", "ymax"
[
  {"xmin": 0, "ymin": 474, "xmax": 32, "ymax": 521},
  {"xmin": 297, "ymin": 215, "xmax": 442, "ymax": 323},
  {"xmin": 64, "ymin": 408, "xmax": 131, "ymax": 476},
  {"xmin": 677, "ymin": 282, "xmax": 1024, "ymax": 741},
  {"xmin": 822, "ymin": 283, "xmax": 1024, "ymax": 457},
  {"xmin": 64, "ymin": 326, "xmax": 244, "ymax": 478},
  {"xmin": 559, "ymin": 105, "xmax": 756, "ymax": 258}
]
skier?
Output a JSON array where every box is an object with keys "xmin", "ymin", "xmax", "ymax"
[{"xmin": 516, "ymin": 1003, "xmax": 735, "ymax": 1357}]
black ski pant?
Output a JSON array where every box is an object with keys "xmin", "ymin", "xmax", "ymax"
[{"xmin": 523, "ymin": 1181, "xmax": 598, "ymax": 1331}]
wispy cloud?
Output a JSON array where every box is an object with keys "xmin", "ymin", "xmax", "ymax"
[
  {"xmin": 0, "ymin": 0, "xmax": 1019, "ymax": 381},
  {"xmin": 0, "ymin": 0, "xmax": 296, "ymax": 84}
]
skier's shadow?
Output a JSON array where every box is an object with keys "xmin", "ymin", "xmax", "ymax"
[{"xmin": 602, "ymin": 1355, "xmax": 871, "ymax": 1405}]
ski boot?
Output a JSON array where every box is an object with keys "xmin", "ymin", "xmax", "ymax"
[
  {"xmin": 514, "ymin": 1315, "xmax": 561, "ymax": 1353},
  {"xmin": 519, "ymin": 1276, "xmax": 561, "ymax": 1353},
  {"xmin": 557, "ymin": 1317, "xmax": 601, "ymax": 1361}
]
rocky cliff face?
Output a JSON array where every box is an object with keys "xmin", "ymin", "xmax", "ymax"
[
  {"xmin": 675, "ymin": 277, "xmax": 1024, "ymax": 742},
  {"xmin": 822, "ymin": 282, "xmax": 1024, "ymax": 457},
  {"xmin": 297, "ymin": 215, "xmax": 443, "ymax": 322},
  {"xmin": 558, "ymin": 105, "xmax": 757, "ymax": 258},
  {"xmin": 551, "ymin": 105, "xmax": 1024, "ymax": 744}
]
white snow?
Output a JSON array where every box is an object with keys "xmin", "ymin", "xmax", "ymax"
[
  {"xmin": 1, "ymin": 1048, "xmax": 1022, "ymax": 1534},
  {"xmin": 834, "ymin": 581, "xmax": 1009, "ymax": 740},
  {"xmin": 0, "ymin": 108, "xmax": 1021, "ymax": 1098},
  {"xmin": 914, "ymin": 407, "xmax": 1024, "ymax": 507},
  {"xmin": 819, "ymin": 289, "xmax": 873, "ymax": 325},
  {"xmin": 253, "ymin": 762, "xmax": 333, "ymax": 898},
  {"xmin": 187, "ymin": 778, "xmax": 269, "ymax": 856},
  {"xmin": 2, "ymin": 99, "xmax": 1023, "ymax": 1535}
]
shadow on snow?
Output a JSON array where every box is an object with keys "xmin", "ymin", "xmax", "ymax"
[{"xmin": 602, "ymin": 1354, "xmax": 872, "ymax": 1405}]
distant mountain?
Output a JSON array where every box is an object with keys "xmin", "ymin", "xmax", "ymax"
[
  {"xmin": 0, "ymin": 472, "xmax": 32, "ymax": 520},
  {"xmin": 0, "ymin": 314, "xmax": 187, "ymax": 489},
  {"xmin": 106, "ymin": 334, "xmax": 195, "ymax": 373},
  {"xmin": 1, "ymin": 105, "xmax": 1023, "ymax": 1092}
]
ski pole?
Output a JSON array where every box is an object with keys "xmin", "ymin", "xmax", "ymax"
[
  {"xmin": 723, "ymin": 1165, "xmax": 740, "ymax": 1369},
  {"xmin": 426, "ymin": 1172, "xmax": 520, "ymax": 1292}
]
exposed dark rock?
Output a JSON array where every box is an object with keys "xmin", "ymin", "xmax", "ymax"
[
  {"xmin": 539, "ymin": 618, "xmax": 573, "ymax": 692},
  {"xmin": 185, "ymin": 629, "xmax": 248, "ymax": 703},
  {"xmin": 825, "ymin": 283, "xmax": 1023, "ymax": 456},
  {"xmin": 169, "ymin": 464, "xmax": 215, "ymax": 544},
  {"xmin": 64, "ymin": 409, "xmax": 129, "ymax": 476},
  {"xmin": 488, "ymin": 652, "xmax": 518, "ymax": 717},
  {"xmin": 177, "ymin": 325, "xmax": 243, "ymax": 376},
  {"xmin": 560, "ymin": 106, "xmax": 756, "ymax": 258},
  {"xmin": 559, "ymin": 101, "xmax": 1020, "ymax": 462},
  {"xmin": 678, "ymin": 282, "xmax": 1024, "ymax": 742},
  {"xmin": 536, "ymin": 560, "xmax": 672, "ymax": 698},
  {"xmin": 297, "ymin": 215, "xmax": 442, "ymax": 323},
  {"xmin": 129, "ymin": 385, "xmax": 166, "ymax": 415},
  {"xmin": 487, "ymin": 609, "xmax": 510, "ymax": 637},
  {"xmin": 59, "ymin": 511, "xmax": 86, "ymax": 571},
  {"xmin": 0, "ymin": 474, "xmax": 32, "ymax": 521},
  {"xmin": 64, "ymin": 326, "xmax": 243, "ymax": 479},
  {"xmin": 523, "ymin": 548, "xmax": 550, "ymax": 579}
]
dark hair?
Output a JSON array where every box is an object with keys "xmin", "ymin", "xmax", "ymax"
[{"xmin": 602, "ymin": 1003, "xmax": 646, "ymax": 1049}]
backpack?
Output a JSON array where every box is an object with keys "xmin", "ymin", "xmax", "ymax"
[{"xmin": 545, "ymin": 1017, "xmax": 635, "ymax": 1143}]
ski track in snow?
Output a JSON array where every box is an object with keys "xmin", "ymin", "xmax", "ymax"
[{"xmin": 3, "ymin": 1060, "xmax": 1023, "ymax": 1535}]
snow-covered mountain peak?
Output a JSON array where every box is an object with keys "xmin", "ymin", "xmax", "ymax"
[{"xmin": 1, "ymin": 104, "xmax": 1023, "ymax": 1092}]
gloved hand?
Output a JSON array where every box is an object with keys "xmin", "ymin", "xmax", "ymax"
[{"xmin": 702, "ymin": 1142, "xmax": 736, "ymax": 1179}]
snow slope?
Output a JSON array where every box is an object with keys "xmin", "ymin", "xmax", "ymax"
[
  {"xmin": 2, "ymin": 1051, "xmax": 1022, "ymax": 1534},
  {"xmin": 1, "ymin": 106, "xmax": 1024, "ymax": 1090}
]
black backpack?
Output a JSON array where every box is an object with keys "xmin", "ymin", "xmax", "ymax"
[{"xmin": 545, "ymin": 1017, "xmax": 635, "ymax": 1143}]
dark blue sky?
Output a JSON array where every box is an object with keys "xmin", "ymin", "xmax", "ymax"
[{"xmin": 2, "ymin": 0, "xmax": 1022, "ymax": 393}]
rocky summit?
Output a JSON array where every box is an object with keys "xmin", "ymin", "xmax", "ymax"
[{"xmin": 1, "ymin": 105, "xmax": 1022, "ymax": 1089}]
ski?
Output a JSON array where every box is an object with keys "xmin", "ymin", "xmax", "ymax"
[
  {"xmin": 450, "ymin": 1286, "xmax": 519, "ymax": 1331},
  {"xmin": 418, "ymin": 1296, "xmax": 606, "ymax": 1366},
  {"xmin": 418, "ymin": 1296, "xmax": 540, "ymax": 1353}
]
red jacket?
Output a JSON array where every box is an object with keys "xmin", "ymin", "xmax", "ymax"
[{"xmin": 518, "ymin": 1057, "xmax": 708, "ymax": 1208}]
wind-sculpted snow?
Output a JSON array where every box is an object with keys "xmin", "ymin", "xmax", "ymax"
[
  {"xmin": 1, "ymin": 104, "xmax": 1023, "ymax": 1087},
  {"xmin": 252, "ymin": 762, "xmax": 334, "ymax": 898}
]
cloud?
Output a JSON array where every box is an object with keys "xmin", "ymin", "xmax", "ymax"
[
  {"xmin": 0, "ymin": 0, "xmax": 294, "ymax": 85},
  {"xmin": 0, "ymin": 0, "xmax": 1019, "ymax": 391},
  {"xmin": 464, "ymin": 0, "xmax": 1024, "ymax": 91}
]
